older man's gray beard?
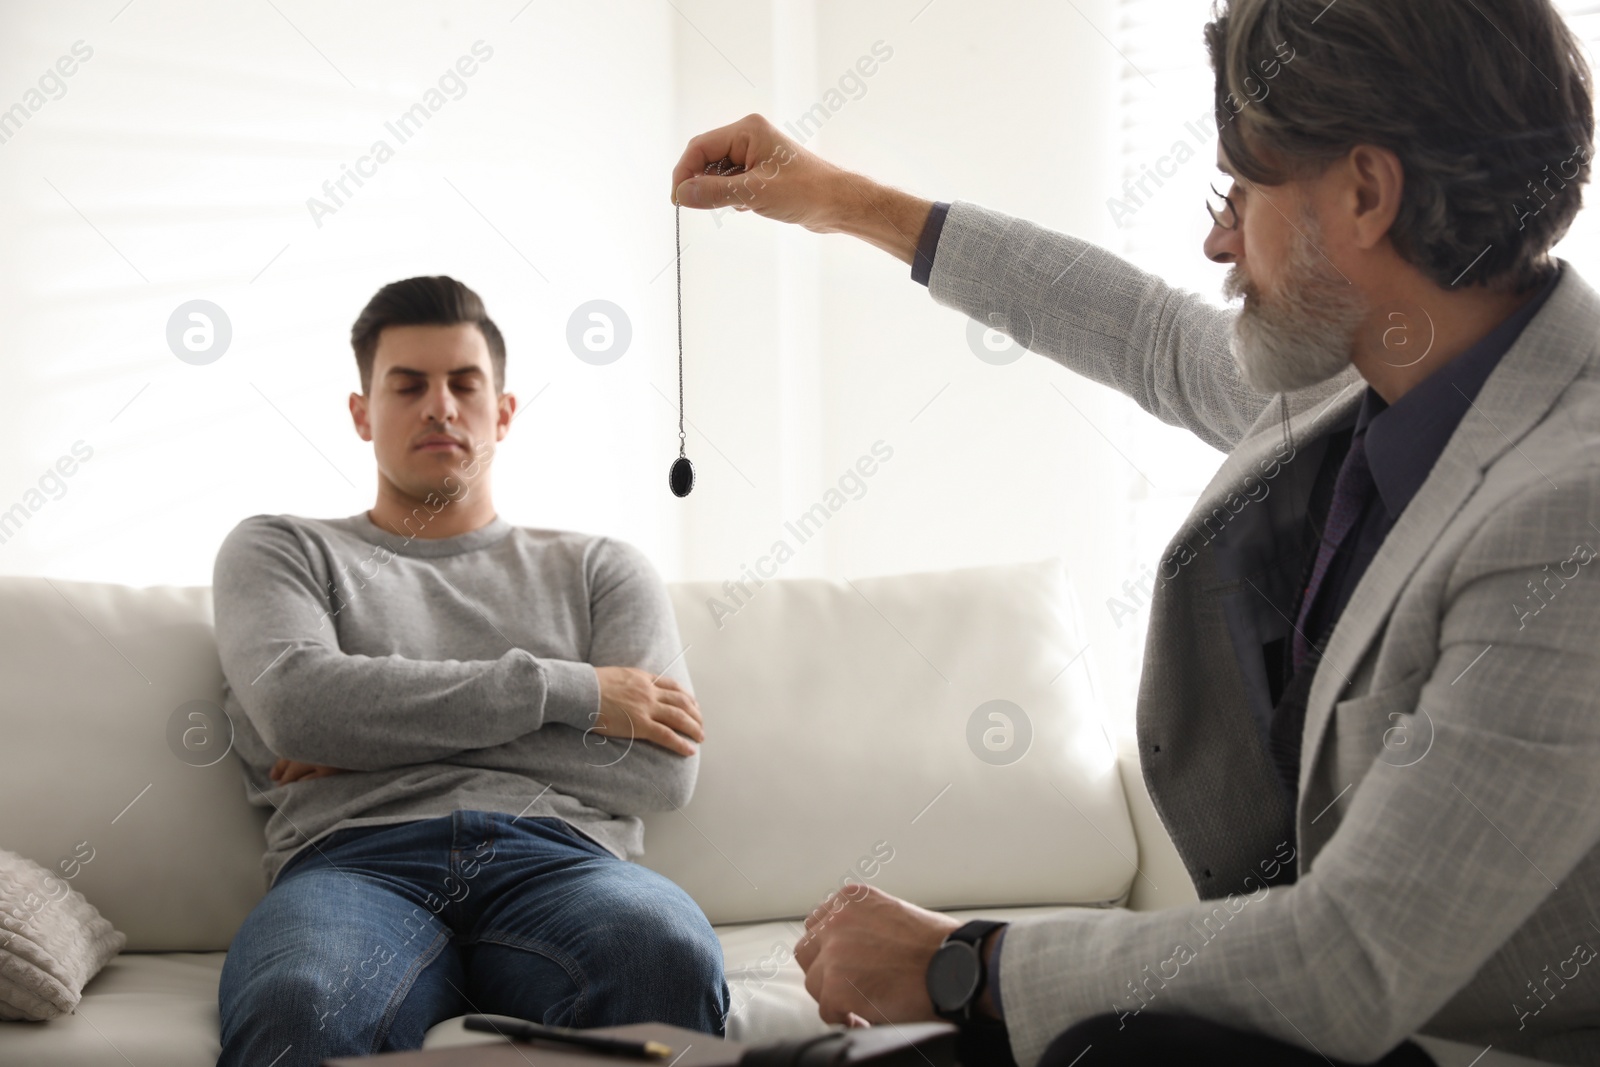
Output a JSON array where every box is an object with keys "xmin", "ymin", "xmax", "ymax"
[{"xmin": 1221, "ymin": 226, "xmax": 1368, "ymax": 395}]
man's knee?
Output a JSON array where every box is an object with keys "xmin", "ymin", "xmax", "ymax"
[
  {"xmin": 651, "ymin": 920, "xmax": 729, "ymax": 1036},
  {"xmin": 219, "ymin": 876, "xmax": 444, "ymax": 1055},
  {"xmin": 1035, "ymin": 1012, "xmax": 1132, "ymax": 1065},
  {"xmin": 588, "ymin": 869, "xmax": 719, "ymax": 962},
  {"xmin": 219, "ymin": 956, "xmax": 367, "ymax": 1061},
  {"xmin": 1035, "ymin": 1011, "xmax": 1375, "ymax": 1066},
  {"xmin": 652, "ymin": 914, "xmax": 725, "ymax": 985},
  {"xmin": 585, "ymin": 876, "xmax": 727, "ymax": 1031},
  {"xmin": 598, "ymin": 889, "xmax": 724, "ymax": 987}
]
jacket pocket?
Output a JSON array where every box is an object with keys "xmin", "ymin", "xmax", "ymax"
[{"xmin": 1329, "ymin": 667, "xmax": 1433, "ymax": 793}]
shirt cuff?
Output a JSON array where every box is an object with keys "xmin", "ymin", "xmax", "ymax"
[
  {"xmin": 911, "ymin": 201, "xmax": 951, "ymax": 287},
  {"xmin": 989, "ymin": 924, "xmax": 1009, "ymax": 1019},
  {"xmin": 539, "ymin": 658, "xmax": 601, "ymax": 730}
]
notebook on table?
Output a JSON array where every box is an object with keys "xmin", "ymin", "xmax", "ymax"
[
  {"xmin": 324, "ymin": 1023, "xmax": 741, "ymax": 1066},
  {"xmin": 323, "ymin": 1020, "xmax": 958, "ymax": 1066}
]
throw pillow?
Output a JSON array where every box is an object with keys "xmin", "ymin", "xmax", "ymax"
[{"xmin": 0, "ymin": 848, "xmax": 126, "ymax": 1020}]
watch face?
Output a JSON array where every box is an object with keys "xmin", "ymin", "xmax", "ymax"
[{"xmin": 926, "ymin": 941, "xmax": 981, "ymax": 1014}]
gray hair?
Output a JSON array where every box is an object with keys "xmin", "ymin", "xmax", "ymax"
[{"xmin": 1205, "ymin": 0, "xmax": 1594, "ymax": 293}]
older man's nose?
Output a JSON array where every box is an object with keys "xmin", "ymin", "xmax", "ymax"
[{"xmin": 1205, "ymin": 220, "xmax": 1242, "ymax": 265}]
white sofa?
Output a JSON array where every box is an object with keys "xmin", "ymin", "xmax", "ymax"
[
  {"xmin": 1, "ymin": 554, "xmax": 1190, "ymax": 1064},
  {"xmin": 1, "ymin": 554, "xmax": 1515, "ymax": 1066}
]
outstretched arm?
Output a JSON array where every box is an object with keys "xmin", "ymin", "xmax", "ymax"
[{"xmin": 671, "ymin": 113, "xmax": 1298, "ymax": 453}]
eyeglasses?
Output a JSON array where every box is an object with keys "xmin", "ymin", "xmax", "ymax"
[{"xmin": 1207, "ymin": 182, "xmax": 1240, "ymax": 231}]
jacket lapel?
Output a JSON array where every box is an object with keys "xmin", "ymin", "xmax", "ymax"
[
  {"xmin": 1176, "ymin": 377, "xmax": 1362, "ymax": 708},
  {"xmin": 1296, "ymin": 261, "xmax": 1600, "ymax": 803},
  {"xmin": 1175, "ymin": 375, "xmax": 1363, "ymax": 567},
  {"xmin": 1139, "ymin": 374, "xmax": 1361, "ymax": 895}
]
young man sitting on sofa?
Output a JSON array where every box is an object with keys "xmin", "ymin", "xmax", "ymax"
[{"xmin": 210, "ymin": 276, "xmax": 726, "ymax": 1066}]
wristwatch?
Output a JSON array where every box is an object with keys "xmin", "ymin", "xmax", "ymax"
[{"xmin": 925, "ymin": 919, "xmax": 1006, "ymax": 1023}]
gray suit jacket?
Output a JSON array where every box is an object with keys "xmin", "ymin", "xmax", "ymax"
[{"xmin": 926, "ymin": 201, "xmax": 1600, "ymax": 1067}]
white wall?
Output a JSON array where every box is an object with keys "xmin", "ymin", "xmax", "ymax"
[
  {"xmin": 0, "ymin": 0, "xmax": 1233, "ymax": 737},
  {"xmin": 666, "ymin": 0, "xmax": 1147, "ymax": 724},
  {"xmin": 0, "ymin": 0, "xmax": 682, "ymax": 583}
]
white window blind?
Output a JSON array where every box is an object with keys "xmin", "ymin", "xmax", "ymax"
[
  {"xmin": 1113, "ymin": 0, "xmax": 1600, "ymax": 283},
  {"xmin": 1551, "ymin": 1, "xmax": 1600, "ymax": 271},
  {"xmin": 1094, "ymin": 0, "xmax": 1232, "ymax": 722}
]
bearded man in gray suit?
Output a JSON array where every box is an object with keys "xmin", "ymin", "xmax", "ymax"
[{"xmin": 672, "ymin": 1, "xmax": 1600, "ymax": 1065}]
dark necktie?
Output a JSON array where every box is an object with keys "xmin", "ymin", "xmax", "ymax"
[{"xmin": 1291, "ymin": 427, "xmax": 1375, "ymax": 673}]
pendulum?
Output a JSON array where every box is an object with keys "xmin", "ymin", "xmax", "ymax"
[
  {"xmin": 668, "ymin": 156, "xmax": 743, "ymax": 498},
  {"xmin": 669, "ymin": 192, "xmax": 695, "ymax": 497}
]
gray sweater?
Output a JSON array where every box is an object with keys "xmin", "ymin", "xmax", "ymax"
[{"xmin": 211, "ymin": 510, "xmax": 697, "ymax": 889}]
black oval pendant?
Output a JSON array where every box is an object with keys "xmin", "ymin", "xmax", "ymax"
[{"xmin": 669, "ymin": 456, "xmax": 695, "ymax": 497}]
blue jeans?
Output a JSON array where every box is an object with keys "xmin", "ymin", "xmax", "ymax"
[{"xmin": 217, "ymin": 810, "xmax": 727, "ymax": 1066}]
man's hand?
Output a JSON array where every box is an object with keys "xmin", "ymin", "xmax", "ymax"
[
  {"xmin": 592, "ymin": 667, "xmax": 704, "ymax": 758},
  {"xmin": 671, "ymin": 113, "xmax": 934, "ymax": 265},
  {"xmin": 269, "ymin": 758, "xmax": 347, "ymax": 785},
  {"xmin": 794, "ymin": 884, "xmax": 959, "ymax": 1025}
]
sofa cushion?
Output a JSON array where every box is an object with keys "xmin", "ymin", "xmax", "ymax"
[
  {"xmin": 0, "ymin": 579, "xmax": 269, "ymax": 952},
  {"xmin": 647, "ymin": 558, "xmax": 1136, "ymax": 926},
  {"xmin": 0, "ymin": 952, "xmax": 229, "ymax": 1066},
  {"xmin": 1, "ymin": 932, "xmax": 1563, "ymax": 1067},
  {"xmin": 0, "ymin": 907, "xmax": 1074, "ymax": 1066}
]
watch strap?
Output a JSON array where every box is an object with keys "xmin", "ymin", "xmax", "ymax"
[{"xmin": 947, "ymin": 919, "xmax": 1006, "ymax": 949}]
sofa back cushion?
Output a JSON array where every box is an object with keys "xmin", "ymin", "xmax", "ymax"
[
  {"xmin": 0, "ymin": 578, "xmax": 268, "ymax": 951},
  {"xmin": 645, "ymin": 558, "xmax": 1136, "ymax": 926},
  {"xmin": 0, "ymin": 557, "xmax": 1136, "ymax": 947}
]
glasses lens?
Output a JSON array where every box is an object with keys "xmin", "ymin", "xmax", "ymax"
[{"xmin": 1208, "ymin": 185, "xmax": 1236, "ymax": 229}]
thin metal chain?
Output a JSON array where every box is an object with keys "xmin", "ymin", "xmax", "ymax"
[
  {"xmin": 675, "ymin": 200, "xmax": 687, "ymax": 458},
  {"xmin": 674, "ymin": 158, "xmax": 740, "ymax": 464}
]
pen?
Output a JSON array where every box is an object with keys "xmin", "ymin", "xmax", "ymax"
[{"xmin": 462, "ymin": 1015, "xmax": 674, "ymax": 1059}]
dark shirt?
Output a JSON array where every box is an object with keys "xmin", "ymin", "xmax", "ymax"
[
  {"xmin": 1264, "ymin": 262, "xmax": 1562, "ymax": 794},
  {"xmin": 1293, "ymin": 266, "xmax": 1563, "ymax": 670}
]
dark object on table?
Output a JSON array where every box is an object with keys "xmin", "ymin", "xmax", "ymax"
[
  {"xmin": 739, "ymin": 1022, "xmax": 958, "ymax": 1066},
  {"xmin": 463, "ymin": 1014, "xmax": 671, "ymax": 1058},
  {"xmin": 321, "ymin": 1019, "xmax": 957, "ymax": 1066}
]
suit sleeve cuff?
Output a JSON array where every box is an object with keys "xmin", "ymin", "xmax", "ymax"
[
  {"xmin": 989, "ymin": 924, "xmax": 1009, "ymax": 1018},
  {"xmin": 911, "ymin": 201, "xmax": 951, "ymax": 287}
]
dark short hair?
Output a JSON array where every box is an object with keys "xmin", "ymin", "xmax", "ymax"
[
  {"xmin": 1205, "ymin": 0, "xmax": 1594, "ymax": 292},
  {"xmin": 350, "ymin": 276, "xmax": 506, "ymax": 395}
]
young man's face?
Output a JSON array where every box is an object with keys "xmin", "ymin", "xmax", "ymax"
[{"xmin": 349, "ymin": 322, "xmax": 513, "ymax": 508}]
